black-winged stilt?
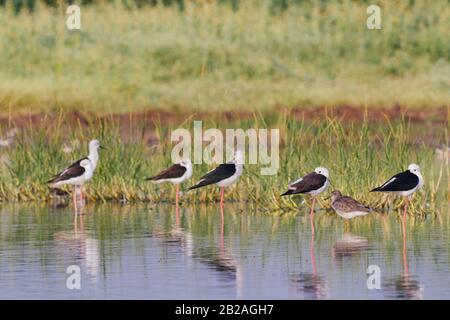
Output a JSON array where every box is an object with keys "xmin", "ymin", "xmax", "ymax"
[
  {"xmin": 330, "ymin": 190, "xmax": 372, "ymax": 219},
  {"xmin": 188, "ymin": 151, "xmax": 243, "ymax": 208},
  {"xmin": 48, "ymin": 159, "xmax": 93, "ymax": 214},
  {"xmin": 370, "ymin": 163, "xmax": 424, "ymax": 219},
  {"xmin": 47, "ymin": 139, "xmax": 104, "ymax": 213},
  {"xmin": 50, "ymin": 139, "xmax": 104, "ymax": 177},
  {"xmin": 281, "ymin": 166, "xmax": 330, "ymax": 220},
  {"xmin": 146, "ymin": 159, "xmax": 193, "ymax": 206}
]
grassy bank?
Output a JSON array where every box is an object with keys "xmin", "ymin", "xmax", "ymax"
[
  {"xmin": 0, "ymin": 116, "xmax": 448, "ymax": 215},
  {"xmin": 0, "ymin": 0, "xmax": 449, "ymax": 114}
]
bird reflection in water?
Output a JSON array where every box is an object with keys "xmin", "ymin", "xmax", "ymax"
[
  {"xmin": 332, "ymin": 233, "xmax": 370, "ymax": 264},
  {"xmin": 159, "ymin": 202, "xmax": 194, "ymax": 260},
  {"xmin": 49, "ymin": 187, "xmax": 70, "ymax": 210},
  {"xmin": 53, "ymin": 212, "xmax": 100, "ymax": 280},
  {"xmin": 193, "ymin": 205, "xmax": 243, "ymax": 298},
  {"xmin": 157, "ymin": 205, "xmax": 241, "ymax": 295},
  {"xmin": 384, "ymin": 216, "xmax": 422, "ymax": 299},
  {"xmin": 290, "ymin": 212, "xmax": 328, "ymax": 299}
]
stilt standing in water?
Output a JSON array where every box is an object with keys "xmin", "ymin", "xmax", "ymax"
[
  {"xmin": 281, "ymin": 167, "xmax": 330, "ymax": 234},
  {"xmin": 48, "ymin": 159, "xmax": 93, "ymax": 215},
  {"xmin": 370, "ymin": 163, "xmax": 424, "ymax": 220},
  {"xmin": 48, "ymin": 139, "xmax": 104, "ymax": 213},
  {"xmin": 188, "ymin": 150, "xmax": 244, "ymax": 209},
  {"xmin": 146, "ymin": 159, "xmax": 193, "ymax": 207}
]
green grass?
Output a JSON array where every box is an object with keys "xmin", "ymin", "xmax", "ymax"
[
  {"xmin": 0, "ymin": 0, "xmax": 449, "ymax": 113},
  {"xmin": 0, "ymin": 115, "xmax": 447, "ymax": 216}
]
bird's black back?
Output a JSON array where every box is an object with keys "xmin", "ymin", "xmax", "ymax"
[
  {"xmin": 281, "ymin": 172, "xmax": 327, "ymax": 196},
  {"xmin": 189, "ymin": 163, "xmax": 236, "ymax": 190},
  {"xmin": 371, "ymin": 170, "xmax": 419, "ymax": 192},
  {"xmin": 48, "ymin": 164, "xmax": 85, "ymax": 184},
  {"xmin": 147, "ymin": 163, "xmax": 187, "ymax": 181},
  {"xmin": 47, "ymin": 157, "xmax": 88, "ymax": 183}
]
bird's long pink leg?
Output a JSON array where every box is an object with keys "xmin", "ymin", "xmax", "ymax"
[
  {"xmin": 310, "ymin": 231, "xmax": 317, "ymax": 275},
  {"xmin": 74, "ymin": 213, "xmax": 78, "ymax": 234},
  {"xmin": 220, "ymin": 202, "xmax": 225, "ymax": 253},
  {"xmin": 220, "ymin": 187, "xmax": 225, "ymax": 209},
  {"xmin": 175, "ymin": 184, "xmax": 180, "ymax": 227},
  {"xmin": 310, "ymin": 197, "xmax": 316, "ymax": 238},
  {"xmin": 402, "ymin": 200, "xmax": 409, "ymax": 276},
  {"xmin": 403, "ymin": 196, "xmax": 408, "ymax": 222},
  {"xmin": 80, "ymin": 211, "xmax": 84, "ymax": 230},
  {"xmin": 80, "ymin": 186, "xmax": 83, "ymax": 209},
  {"xmin": 73, "ymin": 186, "xmax": 78, "ymax": 215},
  {"xmin": 175, "ymin": 203, "xmax": 180, "ymax": 228},
  {"xmin": 309, "ymin": 197, "xmax": 317, "ymax": 275},
  {"xmin": 80, "ymin": 186, "xmax": 85, "ymax": 216},
  {"xmin": 219, "ymin": 188, "xmax": 225, "ymax": 253}
]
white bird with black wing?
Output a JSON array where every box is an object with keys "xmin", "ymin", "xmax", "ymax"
[
  {"xmin": 146, "ymin": 159, "xmax": 193, "ymax": 205},
  {"xmin": 370, "ymin": 163, "xmax": 424, "ymax": 218},
  {"xmin": 281, "ymin": 166, "xmax": 330, "ymax": 212},
  {"xmin": 47, "ymin": 139, "xmax": 105, "ymax": 213},
  {"xmin": 188, "ymin": 151, "xmax": 244, "ymax": 208},
  {"xmin": 48, "ymin": 159, "xmax": 93, "ymax": 213}
]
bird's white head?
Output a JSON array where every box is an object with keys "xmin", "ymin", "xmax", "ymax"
[
  {"xmin": 87, "ymin": 140, "xmax": 103, "ymax": 171},
  {"xmin": 408, "ymin": 163, "xmax": 421, "ymax": 174},
  {"xmin": 89, "ymin": 139, "xmax": 101, "ymax": 151},
  {"xmin": 315, "ymin": 166, "xmax": 329, "ymax": 178}
]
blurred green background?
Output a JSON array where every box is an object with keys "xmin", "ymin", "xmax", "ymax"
[{"xmin": 0, "ymin": 0, "xmax": 449, "ymax": 114}]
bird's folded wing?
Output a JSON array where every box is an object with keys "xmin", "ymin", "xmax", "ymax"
[
  {"xmin": 147, "ymin": 164, "xmax": 186, "ymax": 180},
  {"xmin": 290, "ymin": 172, "xmax": 326, "ymax": 193},
  {"xmin": 375, "ymin": 171, "xmax": 419, "ymax": 191},
  {"xmin": 190, "ymin": 163, "xmax": 236, "ymax": 189},
  {"xmin": 48, "ymin": 157, "xmax": 86, "ymax": 183},
  {"xmin": 49, "ymin": 165, "xmax": 85, "ymax": 184}
]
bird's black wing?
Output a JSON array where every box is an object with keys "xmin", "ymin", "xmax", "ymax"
[
  {"xmin": 146, "ymin": 163, "xmax": 187, "ymax": 181},
  {"xmin": 371, "ymin": 170, "xmax": 419, "ymax": 192},
  {"xmin": 48, "ymin": 164, "xmax": 85, "ymax": 184},
  {"xmin": 281, "ymin": 172, "xmax": 327, "ymax": 196},
  {"xmin": 188, "ymin": 163, "xmax": 236, "ymax": 190},
  {"xmin": 47, "ymin": 157, "xmax": 87, "ymax": 183}
]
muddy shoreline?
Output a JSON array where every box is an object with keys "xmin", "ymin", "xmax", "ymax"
[{"xmin": 0, "ymin": 105, "xmax": 447, "ymax": 128}]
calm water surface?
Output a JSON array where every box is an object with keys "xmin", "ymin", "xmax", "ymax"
[{"xmin": 0, "ymin": 203, "xmax": 449, "ymax": 299}]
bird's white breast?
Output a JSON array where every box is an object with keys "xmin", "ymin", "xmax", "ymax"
[{"xmin": 217, "ymin": 164, "xmax": 243, "ymax": 187}]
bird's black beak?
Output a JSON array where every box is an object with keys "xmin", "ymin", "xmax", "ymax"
[{"xmin": 100, "ymin": 146, "xmax": 108, "ymax": 150}]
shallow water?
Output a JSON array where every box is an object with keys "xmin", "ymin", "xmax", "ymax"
[{"xmin": 0, "ymin": 203, "xmax": 449, "ymax": 299}]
